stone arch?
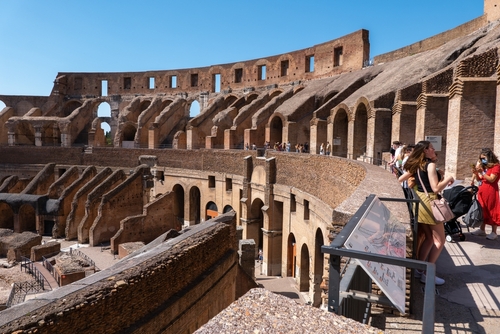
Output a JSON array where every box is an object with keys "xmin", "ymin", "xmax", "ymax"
[
  {"xmin": 205, "ymin": 201, "xmax": 218, "ymax": 221},
  {"xmin": 172, "ymin": 184, "xmax": 185, "ymax": 226},
  {"xmin": 121, "ymin": 122, "xmax": 137, "ymax": 147},
  {"xmin": 373, "ymin": 108, "xmax": 393, "ymax": 165},
  {"xmin": 330, "ymin": 105, "xmax": 350, "ymax": 157},
  {"xmin": 18, "ymin": 203, "xmax": 36, "ymax": 232},
  {"xmin": 313, "ymin": 228, "xmax": 325, "ymax": 307},
  {"xmin": 61, "ymin": 100, "xmax": 83, "ymax": 117},
  {"xmin": 287, "ymin": 233, "xmax": 297, "ymax": 277},
  {"xmin": 97, "ymin": 101, "xmax": 112, "ymax": 138},
  {"xmin": 276, "ymin": 54, "xmax": 296, "ymax": 78},
  {"xmin": 253, "ymin": 59, "xmax": 271, "ymax": 82},
  {"xmin": 189, "ymin": 100, "xmax": 200, "ymax": 118},
  {"xmin": 223, "ymin": 205, "xmax": 234, "ymax": 213},
  {"xmin": 268, "ymin": 114, "xmax": 285, "ymax": 147},
  {"xmin": 15, "ymin": 100, "xmax": 35, "ymax": 116},
  {"xmin": 299, "ymin": 243, "xmax": 310, "ymax": 292},
  {"xmin": 15, "ymin": 122, "xmax": 35, "ymax": 145},
  {"xmin": 248, "ymin": 198, "xmax": 264, "ymax": 252},
  {"xmin": 40, "ymin": 122, "xmax": 61, "ymax": 146},
  {"xmin": 269, "ymin": 88, "xmax": 283, "ymax": 99},
  {"xmin": 189, "ymin": 186, "xmax": 201, "ymax": 225},
  {"xmin": 293, "ymin": 85, "xmax": 305, "ymax": 94},
  {"xmin": 353, "ymin": 101, "xmax": 369, "ymax": 159},
  {"xmin": 0, "ymin": 202, "xmax": 14, "ymax": 229},
  {"xmin": 0, "ymin": 100, "xmax": 6, "ymax": 111}
]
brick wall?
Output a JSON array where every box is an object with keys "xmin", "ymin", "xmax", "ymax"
[
  {"xmin": 0, "ymin": 214, "xmax": 255, "ymax": 334},
  {"xmin": 374, "ymin": 16, "xmax": 487, "ymax": 64}
]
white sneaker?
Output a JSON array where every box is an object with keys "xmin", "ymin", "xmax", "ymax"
[
  {"xmin": 487, "ymin": 232, "xmax": 498, "ymax": 240},
  {"xmin": 471, "ymin": 229, "xmax": 486, "ymax": 236},
  {"xmin": 420, "ymin": 273, "xmax": 445, "ymax": 286}
]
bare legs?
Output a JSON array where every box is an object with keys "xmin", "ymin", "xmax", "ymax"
[{"xmin": 418, "ymin": 223, "xmax": 445, "ymax": 265}]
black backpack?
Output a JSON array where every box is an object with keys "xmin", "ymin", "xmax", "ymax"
[{"xmin": 442, "ymin": 185, "xmax": 478, "ymax": 217}]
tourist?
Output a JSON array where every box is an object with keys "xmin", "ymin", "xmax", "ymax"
[
  {"xmin": 471, "ymin": 148, "xmax": 500, "ymax": 240},
  {"xmin": 326, "ymin": 141, "xmax": 331, "ymax": 156},
  {"xmin": 320, "ymin": 143, "xmax": 324, "ymax": 155},
  {"xmin": 398, "ymin": 140, "xmax": 454, "ymax": 285}
]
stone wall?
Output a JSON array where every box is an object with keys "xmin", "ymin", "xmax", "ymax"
[
  {"xmin": 0, "ymin": 214, "xmax": 256, "ymax": 334},
  {"xmin": 373, "ymin": 16, "xmax": 487, "ymax": 64}
]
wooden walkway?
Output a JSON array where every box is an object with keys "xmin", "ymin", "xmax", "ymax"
[{"xmin": 33, "ymin": 262, "xmax": 58, "ymax": 290}]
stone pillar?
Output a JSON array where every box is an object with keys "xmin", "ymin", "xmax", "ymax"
[
  {"xmin": 310, "ymin": 118, "xmax": 327, "ymax": 154},
  {"xmin": 8, "ymin": 131, "xmax": 16, "ymax": 146},
  {"xmin": 347, "ymin": 120, "xmax": 355, "ymax": 160},
  {"xmin": 147, "ymin": 124, "xmax": 156, "ymax": 149},
  {"xmin": 446, "ymin": 78, "xmax": 497, "ymax": 179},
  {"xmin": 238, "ymin": 239, "xmax": 256, "ymax": 280},
  {"xmin": 186, "ymin": 126, "xmax": 197, "ymax": 150},
  {"xmin": 494, "ymin": 65, "xmax": 500, "ymax": 154},
  {"xmin": 34, "ymin": 126, "xmax": 42, "ymax": 147}
]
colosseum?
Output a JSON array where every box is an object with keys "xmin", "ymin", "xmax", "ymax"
[{"xmin": 0, "ymin": 0, "xmax": 499, "ymax": 333}]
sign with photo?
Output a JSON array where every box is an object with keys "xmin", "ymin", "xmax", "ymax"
[{"xmin": 344, "ymin": 196, "xmax": 407, "ymax": 314}]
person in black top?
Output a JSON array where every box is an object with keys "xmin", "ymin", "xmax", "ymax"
[{"xmin": 398, "ymin": 140, "xmax": 454, "ymax": 285}]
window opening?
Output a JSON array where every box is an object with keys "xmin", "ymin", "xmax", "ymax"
[
  {"xmin": 334, "ymin": 47, "xmax": 343, "ymax": 67},
  {"xmin": 258, "ymin": 65, "xmax": 266, "ymax": 80},
  {"xmin": 281, "ymin": 60, "xmax": 289, "ymax": 76},
  {"xmin": 304, "ymin": 200, "xmax": 310, "ymax": 220},
  {"xmin": 124, "ymin": 77, "xmax": 132, "ymax": 90},
  {"xmin": 208, "ymin": 175, "xmax": 216, "ymax": 188},
  {"xmin": 191, "ymin": 73, "xmax": 198, "ymax": 87},
  {"xmin": 101, "ymin": 80, "xmax": 108, "ymax": 96},
  {"xmin": 306, "ymin": 56, "xmax": 314, "ymax": 73},
  {"xmin": 170, "ymin": 75, "xmax": 177, "ymax": 88},
  {"xmin": 235, "ymin": 68, "xmax": 243, "ymax": 83},
  {"xmin": 149, "ymin": 77, "xmax": 155, "ymax": 89},
  {"xmin": 213, "ymin": 74, "xmax": 221, "ymax": 92}
]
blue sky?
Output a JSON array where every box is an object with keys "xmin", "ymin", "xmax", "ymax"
[{"xmin": 0, "ymin": 0, "xmax": 484, "ymax": 97}]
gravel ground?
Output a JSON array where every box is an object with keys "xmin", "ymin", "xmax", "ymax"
[{"xmin": 0, "ymin": 262, "xmax": 35, "ymax": 305}]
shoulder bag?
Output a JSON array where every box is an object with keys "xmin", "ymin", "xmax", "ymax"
[{"xmin": 417, "ymin": 169, "xmax": 455, "ymax": 223}]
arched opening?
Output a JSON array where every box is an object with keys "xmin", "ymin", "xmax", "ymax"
[
  {"xmin": 249, "ymin": 198, "xmax": 264, "ymax": 255},
  {"xmin": 18, "ymin": 204, "xmax": 36, "ymax": 232},
  {"xmin": 189, "ymin": 186, "xmax": 201, "ymax": 225},
  {"xmin": 313, "ymin": 228, "xmax": 325, "ymax": 307},
  {"xmin": 172, "ymin": 184, "xmax": 185, "ymax": 227},
  {"xmin": 299, "ymin": 244, "xmax": 310, "ymax": 292},
  {"xmin": 122, "ymin": 123, "xmax": 137, "ymax": 148},
  {"xmin": 16, "ymin": 122, "xmax": 35, "ymax": 145},
  {"xmin": 374, "ymin": 109, "xmax": 393, "ymax": 165},
  {"xmin": 0, "ymin": 202, "xmax": 14, "ymax": 229},
  {"xmin": 269, "ymin": 116, "xmax": 283, "ymax": 148},
  {"xmin": 97, "ymin": 102, "xmax": 111, "ymax": 134},
  {"xmin": 287, "ymin": 233, "xmax": 297, "ymax": 277},
  {"xmin": 332, "ymin": 109, "xmax": 349, "ymax": 158},
  {"xmin": 61, "ymin": 101, "xmax": 82, "ymax": 117},
  {"xmin": 205, "ymin": 201, "xmax": 218, "ymax": 221},
  {"xmin": 189, "ymin": 100, "xmax": 200, "ymax": 118},
  {"xmin": 0, "ymin": 100, "xmax": 6, "ymax": 111},
  {"xmin": 223, "ymin": 205, "xmax": 234, "ymax": 213},
  {"xmin": 353, "ymin": 104, "xmax": 368, "ymax": 159}
]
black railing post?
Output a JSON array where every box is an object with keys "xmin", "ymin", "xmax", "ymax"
[{"xmin": 328, "ymin": 252, "xmax": 342, "ymax": 314}]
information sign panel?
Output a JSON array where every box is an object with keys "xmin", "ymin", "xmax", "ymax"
[{"xmin": 344, "ymin": 196, "xmax": 407, "ymax": 313}]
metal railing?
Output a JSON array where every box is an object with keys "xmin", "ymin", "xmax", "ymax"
[
  {"xmin": 322, "ymin": 194, "xmax": 436, "ymax": 334},
  {"xmin": 42, "ymin": 256, "xmax": 61, "ymax": 286},
  {"xmin": 20, "ymin": 257, "xmax": 51, "ymax": 290},
  {"xmin": 70, "ymin": 248, "xmax": 100, "ymax": 272},
  {"xmin": 6, "ymin": 257, "xmax": 53, "ymax": 307}
]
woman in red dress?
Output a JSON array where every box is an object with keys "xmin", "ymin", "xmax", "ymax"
[{"xmin": 471, "ymin": 148, "xmax": 500, "ymax": 240}]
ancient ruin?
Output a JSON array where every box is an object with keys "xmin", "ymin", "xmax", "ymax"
[{"xmin": 0, "ymin": 0, "xmax": 500, "ymax": 332}]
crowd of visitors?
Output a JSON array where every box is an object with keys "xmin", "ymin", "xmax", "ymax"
[{"xmin": 395, "ymin": 140, "xmax": 500, "ymax": 286}]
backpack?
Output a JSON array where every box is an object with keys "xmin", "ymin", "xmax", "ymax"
[
  {"xmin": 443, "ymin": 185, "xmax": 477, "ymax": 217},
  {"xmin": 462, "ymin": 197, "xmax": 483, "ymax": 228}
]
